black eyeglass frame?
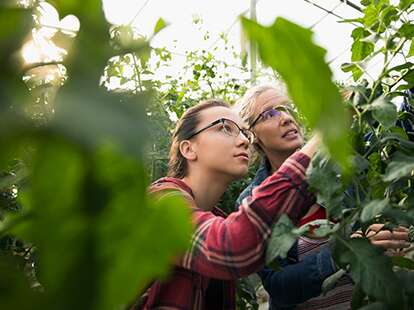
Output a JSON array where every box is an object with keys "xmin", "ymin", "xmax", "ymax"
[
  {"xmin": 186, "ymin": 118, "xmax": 254, "ymax": 143},
  {"xmin": 249, "ymin": 105, "xmax": 295, "ymax": 129}
]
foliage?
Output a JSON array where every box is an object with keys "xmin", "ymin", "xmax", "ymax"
[
  {"xmin": 242, "ymin": 1, "xmax": 414, "ymax": 308},
  {"xmin": 0, "ymin": 1, "xmax": 193, "ymax": 310},
  {"xmin": 3, "ymin": 0, "xmax": 414, "ymax": 309}
]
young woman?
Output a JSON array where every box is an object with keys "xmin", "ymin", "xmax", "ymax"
[
  {"xmin": 236, "ymin": 85, "xmax": 411, "ymax": 310},
  {"xmin": 137, "ymin": 99, "xmax": 320, "ymax": 309}
]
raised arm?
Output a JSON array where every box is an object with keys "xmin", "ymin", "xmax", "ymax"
[{"xmin": 178, "ymin": 151, "xmax": 316, "ymax": 279}]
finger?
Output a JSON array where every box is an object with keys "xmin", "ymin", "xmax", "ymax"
[
  {"xmin": 369, "ymin": 230, "xmax": 409, "ymax": 241},
  {"xmin": 366, "ymin": 224, "xmax": 384, "ymax": 233},
  {"xmin": 371, "ymin": 239, "xmax": 411, "ymax": 249},
  {"xmin": 351, "ymin": 231, "xmax": 363, "ymax": 238},
  {"xmin": 393, "ymin": 226, "xmax": 409, "ymax": 232}
]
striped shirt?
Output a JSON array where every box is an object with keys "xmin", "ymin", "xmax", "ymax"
[{"xmin": 295, "ymin": 236, "xmax": 353, "ymax": 310}]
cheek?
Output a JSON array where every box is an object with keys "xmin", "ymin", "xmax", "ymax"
[
  {"xmin": 199, "ymin": 135, "xmax": 233, "ymax": 158},
  {"xmin": 256, "ymin": 124, "xmax": 282, "ymax": 142}
]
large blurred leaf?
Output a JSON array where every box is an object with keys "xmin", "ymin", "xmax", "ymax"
[
  {"xmin": 241, "ymin": 17, "xmax": 351, "ymax": 172},
  {"xmin": 333, "ymin": 236, "xmax": 403, "ymax": 307},
  {"xmin": 0, "ymin": 1, "xmax": 193, "ymax": 310},
  {"xmin": 0, "ymin": 6, "xmax": 32, "ymax": 109},
  {"xmin": 51, "ymin": 88, "xmax": 151, "ymax": 158},
  {"xmin": 0, "ymin": 252, "xmax": 40, "ymax": 309},
  {"xmin": 0, "ymin": 7, "xmax": 32, "ymax": 60},
  {"xmin": 6, "ymin": 137, "xmax": 192, "ymax": 310},
  {"xmin": 48, "ymin": 0, "xmax": 111, "ymax": 82},
  {"xmin": 94, "ymin": 147, "xmax": 192, "ymax": 310}
]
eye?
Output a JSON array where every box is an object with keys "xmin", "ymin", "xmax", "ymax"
[
  {"xmin": 218, "ymin": 123, "xmax": 231, "ymax": 133},
  {"xmin": 262, "ymin": 109, "xmax": 280, "ymax": 120}
]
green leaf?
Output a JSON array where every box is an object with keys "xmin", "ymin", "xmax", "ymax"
[
  {"xmin": 266, "ymin": 214, "xmax": 298, "ymax": 262},
  {"xmin": 381, "ymin": 6, "xmax": 399, "ymax": 27},
  {"xmin": 395, "ymin": 270, "xmax": 414, "ymax": 296},
  {"xmin": 351, "ymin": 282, "xmax": 367, "ymax": 310},
  {"xmin": 399, "ymin": 0, "xmax": 414, "ymax": 11},
  {"xmin": 307, "ymin": 153, "xmax": 344, "ymax": 217},
  {"xmin": 351, "ymin": 40, "xmax": 374, "ymax": 62},
  {"xmin": 96, "ymin": 182, "xmax": 192, "ymax": 310},
  {"xmin": 364, "ymin": 1, "xmax": 389, "ymax": 28},
  {"xmin": 351, "ymin": 27, "xmax": 370, "ymax": 40},
  {"xmin": 341, "ymin": 62, "xmax": 357, "ymax": 72},
  {"xmin": 402, "ymin": 69, "xmax": 414, "ymax": 87},
  {"xmin": 360, "ymin": 198, "xmax": 389, "ymax": 222},
  {"xmin": 342, "ymin": 63, "xmax": 364, "ymax": 81},
  {"xmin": 241, "ymin": 17, "xmax": 351, "ymax": 172},
  {"xmin": 321, "ymin": 269, "xmax": 346, "ymax": 294},
  {"xmin": 333, "ymin": 236, "xmax": 403, "ymax": 307},
  {"xmin": 52, "ymin": 88, "xmax": 151, "ymax": 158},
  {"xmin": 391, "ymin": 256, "xmax": 414, "ymax": 269},
  {"xmin": 0, "ymin": 166, "xmax": 28, "ymax": 191},
  {"xmin": 408, "ymin": 40, "xmax": 414, "ymax": 57},
  {"xmin": 383, "ymin": 152, "xmax": 414, "ymax": 181},
  {"xmin": 399, "ymin": 23, "xmax": 414, "ymax": 38},
  {"xmin": 153, "ymin": 18, "xmax": 169, "ymax": 35},
  {"xmin": 370, "ymin": 97, "xmax": 397, "ymax": 129},
  {"xmin": 0, "ymin": 7, "xmax": 32, "ymax": 60},
  {"xmin": 358, "ymin": 302, "xmax": 387, "ymax": 310}
]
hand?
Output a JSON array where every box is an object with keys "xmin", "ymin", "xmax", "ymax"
[
  {"xmin": 352, "ymin": 224, "xmax": 411, "ymax": 256},
  {"xmin": 300, "ymin": 133, "xmax": 321, "ymax": 159}
]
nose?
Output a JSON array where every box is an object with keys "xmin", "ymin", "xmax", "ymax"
[
  {"xmin": 236, "ymin": 131, "xmax": 250, "ymax": 149},
  {"xmin": 279, "ymin": 111, "xmax": 295, "ymax": 127}
]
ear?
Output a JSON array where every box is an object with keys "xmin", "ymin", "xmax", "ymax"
[{"xmin": 179, "ymin": 140, "xmax": 197, "ymax": 161}]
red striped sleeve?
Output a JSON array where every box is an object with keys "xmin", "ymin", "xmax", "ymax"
[{"xmin": 152, "ymin": 151, "xmax": 315, "ymax": 280}]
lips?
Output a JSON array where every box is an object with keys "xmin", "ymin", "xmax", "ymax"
[
  {"xmin": 282, "ymin": 128, "xmax": 298, "ymax": 138},
  {"xmin": 235, "ymin": 152, "xmax": 249, "ymax": 160}
]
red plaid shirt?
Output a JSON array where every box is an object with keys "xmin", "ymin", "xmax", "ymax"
[{"xmin": 137, "ymin": 151, "xmax": 315, "ymax": 310}]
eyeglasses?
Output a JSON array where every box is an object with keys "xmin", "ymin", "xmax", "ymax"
[
  {"xmin": 186, "ymin": 118, "xmax": 254, "ymax": 144},
  {"xmin": 249, "ymin": 105, "xmax": 296, "ymax": 129}
]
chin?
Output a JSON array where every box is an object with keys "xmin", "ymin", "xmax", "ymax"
[
  {"xmin": 230, "ymin": 166, "xmax": 249, "ymax": 180},
  {"xmin": 288, "ymin": 140, "xmax": 304, "ymax": 151}
]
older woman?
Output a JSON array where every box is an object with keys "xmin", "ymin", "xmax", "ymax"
[{"xmin": 236, "ymin": 85, "xmax": 411, "ymax": 310}]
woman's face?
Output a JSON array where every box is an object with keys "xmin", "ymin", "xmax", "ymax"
[
  {"xmin": 251, "ymin": 89, "xmax": 304, "ymax": 155},
  {"xmin": 190, "ymin": 106, "xmax": 250, "ymax": 180}
]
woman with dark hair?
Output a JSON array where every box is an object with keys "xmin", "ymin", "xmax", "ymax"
[{"xmin": 137, "ymin": 99, "xmax": 320, "ymax": 309}]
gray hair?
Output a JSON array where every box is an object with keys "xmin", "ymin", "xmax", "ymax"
[
  {"xmin": 237, "ymin": 83, "xmax": 288, "ymax": 128},
  {"xmin": 236, "ymin": 83, "xmax": 290, "ymax": 162}
]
